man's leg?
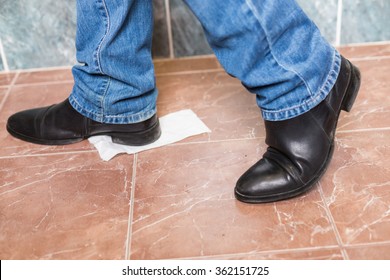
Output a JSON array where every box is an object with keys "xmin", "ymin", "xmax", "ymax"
[
  {"xmin": 184, "ymin": 0, "xmax": 361, "ymax": 202},
  {"xmin": 7, "ymin": 0, "xmax": 161, "ymax": 145}
]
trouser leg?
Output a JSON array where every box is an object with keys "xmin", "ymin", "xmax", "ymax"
[
  {"xmin": 69, "ymin": 0, "xmax": 157, "ymax": 124},
  {"xmin": 184, "ymin": 0, "xmax": 341, "ymax": 121}
]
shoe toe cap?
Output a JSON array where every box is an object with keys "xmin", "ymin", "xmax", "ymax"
[
  {"xmin": 235, "ymin": 158, "xmax": 297, "ymax": 202},
  {"xmin": 7, "ymin": 108, "xmax": 43, "ymax": 140}
]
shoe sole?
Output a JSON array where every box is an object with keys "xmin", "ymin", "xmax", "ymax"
[
  {"xmin": 109, "ymin": 119, "xmax": 161, "ymax": 146},
  {"xmin": 235, "ymin": 60, "xmax": 362, "ymax": 203},
  {"xmin": 6, "ymin": 124, "xmax": 84, "ymax": 145}
]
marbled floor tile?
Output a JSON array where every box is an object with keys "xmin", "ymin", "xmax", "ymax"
[
  {"xmin": 0, "ymin": 82, "xmax": 93, "ymax": 157},
  {"xmin": 130, "ymin": 140, "xmax": 338, "ymax": 259},
  {"xmin": 15, "ymin": 68, "xmax": 73, "ymax": 85},
  {"xmin": 206, "ymin": 248, "xmax": 344, "ymax": 260},
  {"xmin": 154, "ymin": 56, "xmax": 221, "ymax": 75},
  {"xmin": 0, "ymin": 72, "xmax": 16, "ymax": 87},
  {"xmin": 337, "ymin": 58, "xmax": 390, "ymax": 132},
  {"xmin": 0, "ymin": 152, "xmax": 133, "ymax": 259},
  {"xmin": 156, "ymin": 71, "xmax": 264, "ymax": 142},
  {"xmin": 320, "ymin": 130, "xmax": 390, "ymax": 246},
  {"xmin": 0, "ymin": 87, "xmax": 8, "ymax": 96},
  {"xmin": 346, "ymin": 244, "xmax": 390, "ymax": 260},
  {"xmin": 338, "ymin": 43, "xmax": 390, "ymax": 60}
]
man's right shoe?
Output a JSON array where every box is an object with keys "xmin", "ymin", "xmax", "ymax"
[
  {"xmin": 235, "ymin": 56, "xmax": 361, "ymax": 203},
  {"xmin": 7, "ymin": 99, "xmax": 161, "ymax": 146}
]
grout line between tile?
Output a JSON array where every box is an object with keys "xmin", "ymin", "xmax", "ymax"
[
  {"xmin": 170, "ymin": 245, "xmax": 343, "ymax": 260},
  {"xmin": 349, "ymin": 55, "xmax": 390, "ymax": 62},
  {"xmin": 342, "ymin": 240, "xmax": 390, "ymax": 249},
  {"xmin": 0, "ymin": 149, "xmax": 96, "ymax": 160},
  {"xmin": 317, "ymin": 182, "xmax": 349, "ymax": 260},
  {"xmin": 0, "ymin": 71, "xmax": 20, "ymax": 112},
  {"xmin": 339, "ymin": 41, "xmax": 390, "ymax": 48},
  {"xmin": 167, "ymin": 136, "xmax": 266, "ymax": 147},
  {"xmin": 13, "ymin": 80, "xmax": 74, "ymax": 88},
  {"xmin": 153, "ymin": 54, "xmax": 217, "ymax": 63},
  {"xmin": 125, "ymin": 153, "xmax": 138, "ymax": 260},
  {"xmin": 337, "ymin": 127, "xmax": 390, "ymax": 134},
  {"xmin": 6, "ymin": 65, "xmax": 73, "ymax": 74},
  {"xmin": 155, "ymin": 68, "xmax": 225, "ymax": 77}
]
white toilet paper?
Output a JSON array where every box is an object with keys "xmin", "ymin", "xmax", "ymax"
[{"xmin": 88, "ymin": 109, "xmax": 211, "ymax": 161}]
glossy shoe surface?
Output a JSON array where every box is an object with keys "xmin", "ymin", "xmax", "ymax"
[
  {"xmin": 235, "ymin": 57, "xmax": 361, "ymax": 203},
  {"xmin": 7, "ymin": 99, "xmax": 161, "ymax": 146}
]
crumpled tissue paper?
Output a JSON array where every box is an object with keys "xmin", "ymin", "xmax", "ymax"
[{"xmin": 88, "ymin": 109, "xmax": 211, "ymax": 161}]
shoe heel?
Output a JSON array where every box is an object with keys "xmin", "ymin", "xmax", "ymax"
[
  {"xmin": 110, "ymin": 121, "xmax": 161, "ymax": 146},
  {"xmin": 341, "ymin": 63, "xmax": 361, "ymax": 112}
]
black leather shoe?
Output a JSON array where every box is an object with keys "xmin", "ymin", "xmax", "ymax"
[
  {"xmin": 235, "ymin": 56, "xmax": 361, "ymax": 203},
  {"xmin": 6, "ymin": 99, "xmax": 161, "ymax": 146}
]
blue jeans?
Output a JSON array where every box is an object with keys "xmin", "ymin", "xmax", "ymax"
[{"xmin": 69, "ymin": 0, "xmax": 341, "ymax": 124}]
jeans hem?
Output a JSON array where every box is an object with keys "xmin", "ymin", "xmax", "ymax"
[
  {"xmin": 261, "ymin": 51, "xmax": 341, "ymax": 121},
  {"xmin": 68, "ymin": 95, "xmax": 157, "ymax": 124}
]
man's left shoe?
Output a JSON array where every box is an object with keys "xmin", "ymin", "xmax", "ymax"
[
  {"xmin": 235, "ymin": 56, "xmax": 361, "ymax": 203},
  {"xmin": 6, "ymin": 99, "xmax": 161, "ymax": 146}
]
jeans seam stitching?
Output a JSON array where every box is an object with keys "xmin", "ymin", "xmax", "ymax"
[
  {"xmin": 245, "ymin": 0, "xmax": 314, "ymax": 97},
  {"xmin": 96, "ymin": 0, "xmax": 110, "ymax": 75},
  {"xmin": 70, "ymin": 95, "xmax": 102, "ymax": 120},
  {"xmin": 101, "ymin": 76, "xmax": 112, "ymax": 118}
]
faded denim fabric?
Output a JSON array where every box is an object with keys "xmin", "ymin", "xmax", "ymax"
[
  {"xmin": 69, "ymin": 0, "xmax": 157, "ymax": 124},
  {"xmin": 70, "ymin": 0, "xmax": 340, "ymax": 123}
]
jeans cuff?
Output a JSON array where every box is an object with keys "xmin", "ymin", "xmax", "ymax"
[
  {"xmin": 261, "ymin": 51, "xmax": 341, "ymax": 121},
  {"xmin": 68, "ymin": 95, "xmax": 157, "ymax": 124}
]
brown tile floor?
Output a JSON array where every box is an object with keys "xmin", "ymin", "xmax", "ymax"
[{"xmin": 0, "ymin": 43, "xmax": 389, "ymax": 260}]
